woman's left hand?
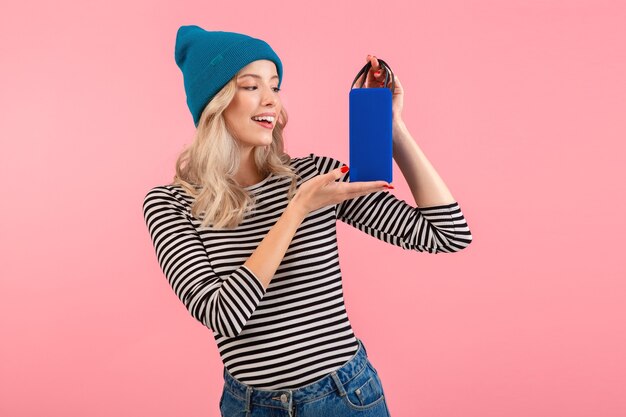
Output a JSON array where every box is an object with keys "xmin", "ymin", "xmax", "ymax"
[{"xmin": 357, "ymin": 54, "xmax": 405, "ymax": 123}]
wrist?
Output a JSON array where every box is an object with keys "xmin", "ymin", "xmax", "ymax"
[
  {"xmin": 286, "ymin": 197, "xmax": 309, "ymax": 221},
  {"xmin": 393, "ymin": 117, "xmax": 406, "ymax": 128},
  {"xmin": 392, "ymin": 118, "xmax": 407, "ymax": 138}
]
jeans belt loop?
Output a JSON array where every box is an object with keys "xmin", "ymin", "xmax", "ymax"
[
  {"xmin": 244, "ymin": 386, "xmax": 253, "ymax": 413},
  {"xmin": 330, "ymin": 371, "xmax": 347, "ymax": 397}
]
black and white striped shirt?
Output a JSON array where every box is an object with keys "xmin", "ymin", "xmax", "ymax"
[{"xmin": 142, "ymin": 153, "xmax": 472, "ymax": 390}]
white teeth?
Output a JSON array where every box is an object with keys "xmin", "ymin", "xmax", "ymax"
[{"xmin": 252, "ymin": 116, "xmax": 275, "ymax": 123}]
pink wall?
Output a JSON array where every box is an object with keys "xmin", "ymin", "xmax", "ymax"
[{"xmin": 1, "ymin": 0, "xmax": 625, "ymax": 416}]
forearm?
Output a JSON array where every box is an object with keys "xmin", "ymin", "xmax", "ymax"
[
  {"xmin": 392, "ymin": 119, "xmax": 457, "ymax": 207},
  {"xmin": 244, "ymin": 201, "xmax": 307, "ymax": 289}
]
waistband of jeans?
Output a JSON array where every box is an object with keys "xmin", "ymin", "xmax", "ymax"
[{"xmin": 222, "ymin": 338, "xmax": 369, "ymax": 406}]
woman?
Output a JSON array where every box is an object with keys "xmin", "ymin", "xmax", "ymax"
[{"xmin": 142, "ymin": 25, "xmax": 472, "ymax": 417}]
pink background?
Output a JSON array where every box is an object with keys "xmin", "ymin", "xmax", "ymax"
[{"xmin": 1, "ymin": 0, "xmax": 625, "ymax": 416}]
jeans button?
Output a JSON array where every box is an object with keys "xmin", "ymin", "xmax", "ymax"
[{"xmin": 280, "ymin": 393, "xmax": 288, "ymax": 402}]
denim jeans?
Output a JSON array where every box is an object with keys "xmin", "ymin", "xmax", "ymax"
[{"xmin": 219, "ymin": 338, "xmax": 391, "ymax": 416}]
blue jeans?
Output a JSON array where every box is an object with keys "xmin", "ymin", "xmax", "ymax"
[{"xmin": 219, "ymin": 338, "xmax": 391, "ymax": 416}]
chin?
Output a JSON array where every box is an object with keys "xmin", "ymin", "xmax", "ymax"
[
  {"xmin": 238, "ymin": 132, "xmax": 273, "ymax": 148},
  {"xmin": 260, "ymin": 134, "xmax": 274, "ymax": 145}
]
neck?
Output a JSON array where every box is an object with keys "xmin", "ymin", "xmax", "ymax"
[{"xmin": 235, "ymin": 148, "xmax": 264, "ymax": 187}]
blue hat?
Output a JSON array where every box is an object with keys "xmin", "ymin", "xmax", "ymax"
[{"xmin": 174, "ymin": 25, "xmax": 284, "ymax": 127}]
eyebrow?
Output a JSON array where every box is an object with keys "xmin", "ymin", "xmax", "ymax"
[{"xmin": 238, "ymin": 74, "xmax": 279, "ymax": 80}]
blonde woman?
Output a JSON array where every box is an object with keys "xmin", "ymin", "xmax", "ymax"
[{"xmin": 142, "ymin": 25, "xmax": 472, "ymax": 417}]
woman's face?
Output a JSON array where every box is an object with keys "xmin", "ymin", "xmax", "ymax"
[{"xmin": 224, "ymin": 59, "xmax": 282, "ymax": 151}]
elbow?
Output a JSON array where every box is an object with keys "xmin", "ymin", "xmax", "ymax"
[
  {"xmin": 205, "ymin": 314, "xmax": 246, "ymax": 338},
  {"xmin": 216, "ymin": 327, "xmax": 244, "ymax": 339},
  {"xmin": 458, "ymin": 230, "xmax": 473, "ymax": 251},
  {"xmin": 203, "ymin": 277, "xmax": 265, "ymax": 338},
  {"xmin": 207, "ymin": 310, "xmax": 246, "ymax": 339},
  {"xmin": 447, "ymin": 232, "xmax": 473, "ymax": 253},
  {"xmin": 431, "ymin": 231, "xmax": 473, "ymax": 254}
]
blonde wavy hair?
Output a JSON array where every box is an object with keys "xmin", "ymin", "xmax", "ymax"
[{"xmin": 170, "ymin": 73, "xmax": 301, "ymax": 230}]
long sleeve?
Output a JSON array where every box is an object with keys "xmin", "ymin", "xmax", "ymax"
[
  {"xmin": 310, "ymin": 153, "xmax": 473, "ymax": 254},
  {"xmin": 142, "ymin": 186, "xmax": 267, "ymax": 337}
]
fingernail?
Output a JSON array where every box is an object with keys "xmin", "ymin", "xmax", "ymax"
[
  {"xmin": 341, "ymin": 165, "xmax": 349, "ymax": 173},
  {"xmin": 374, "ymin": 71, "xmax": 381, "ymax": 76},
  {"xmin": 383, "ymin": 184, "xmax": 394, "ymax": 189}
]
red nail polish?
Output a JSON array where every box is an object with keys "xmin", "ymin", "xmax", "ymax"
[
  {"xmin": 341, "ymin": 166, "xmax": 349, "ymax": 173},
  {"xmin": 383, "ymin": 185, "xmax": 394, "ymax": 189}
]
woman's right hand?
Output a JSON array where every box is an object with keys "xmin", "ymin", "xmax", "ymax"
[{"xmin": 290, "ymin": 166, "xmax": 392, "ymax": 216}]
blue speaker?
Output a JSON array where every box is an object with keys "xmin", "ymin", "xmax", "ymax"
[{"xmin": 349, "ymin": 59, "xmax": 395, "ymax": 183}]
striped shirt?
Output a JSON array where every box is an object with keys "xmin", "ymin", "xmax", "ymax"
[{"xmin": 142, "ymin": 153, "xmax": 472, "ymax": 390}]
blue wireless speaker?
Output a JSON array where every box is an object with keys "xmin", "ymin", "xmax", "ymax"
[{"xmin": 348, "ymin": 58, "xmax": 395, "ymax": 183}]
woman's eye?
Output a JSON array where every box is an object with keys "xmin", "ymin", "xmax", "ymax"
[{"xmin": 243, "ymin": 86, "xmax": 281, "ymax": 92}]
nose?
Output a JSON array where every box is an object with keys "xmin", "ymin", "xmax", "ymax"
[{"xmin": 262, "ymin": 86, "xmax": 278, "ymax": 105}]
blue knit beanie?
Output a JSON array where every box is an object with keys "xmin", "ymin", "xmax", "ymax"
[{"xmin": 174, "ymin": 25, "xmax": 284, "ymax": 128}]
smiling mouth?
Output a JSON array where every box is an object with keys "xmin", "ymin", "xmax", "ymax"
[{"xmin": 252, "ymin": 119, "xmax": 274, "ymax": 129}]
